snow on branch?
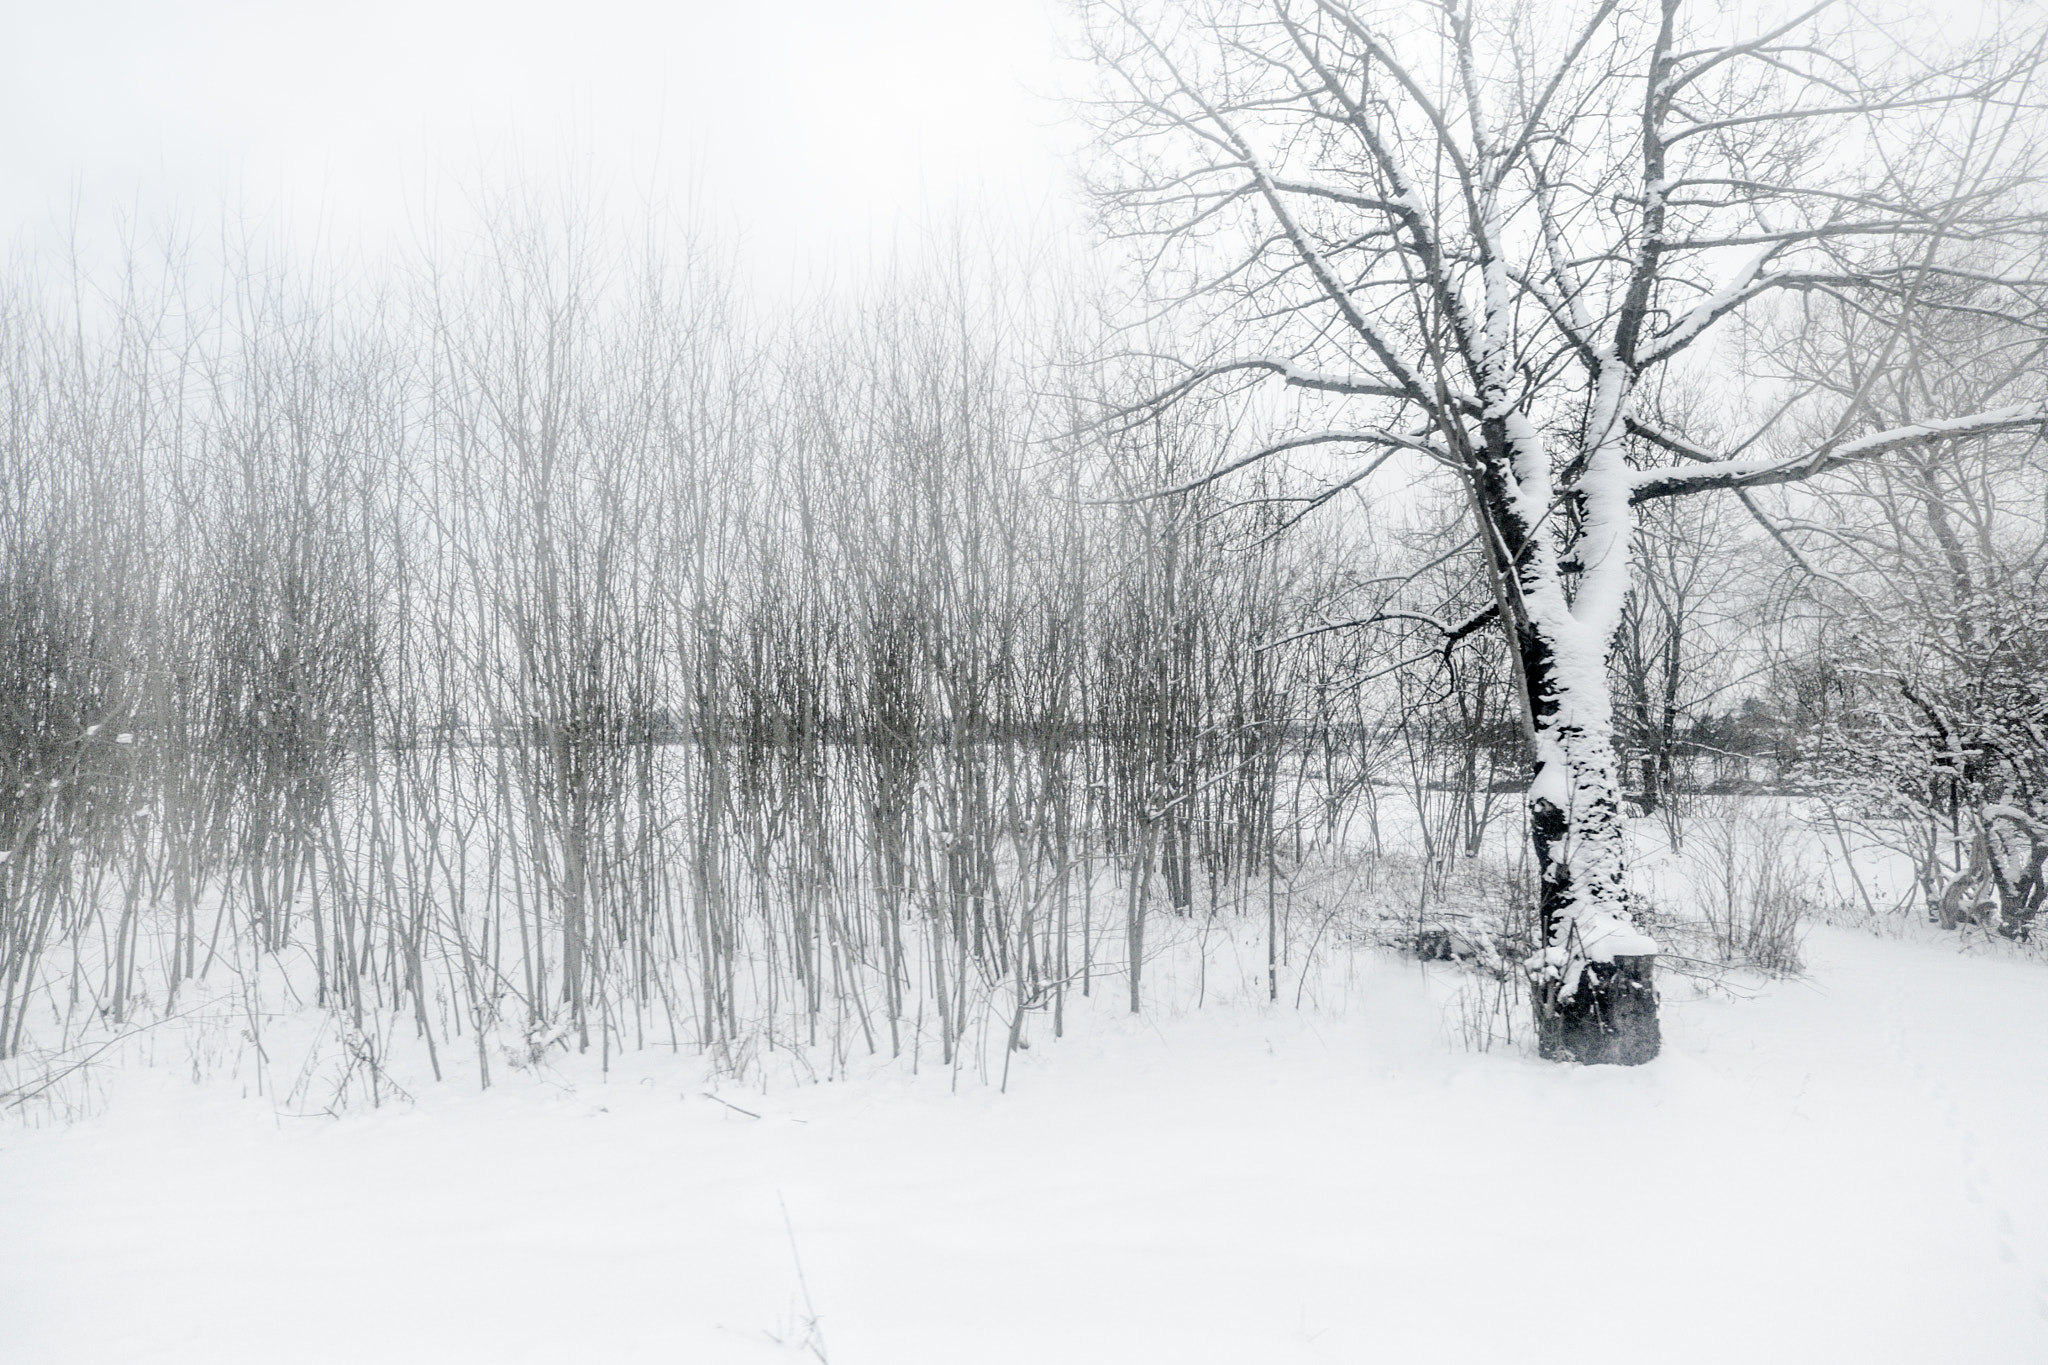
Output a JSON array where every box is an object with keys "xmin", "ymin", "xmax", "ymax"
[
  {"xmin": 1266, "ymin": 177, "xmax": 1410, "ymax": 217},
  {"xmin": 1629, "ymin": 403, "xmax": 2048, "ymax": 503},
  {"xmin": 1089, "ymin": 356, "xmax": 1415, "ymax": 432},
  {"xmin": 1634, "ymin": 247, "xmax": 1780, "ymax": 365},
  {"xmin": 1622, "ymin": 414, "xmax": 1719, "ymax": 465}
]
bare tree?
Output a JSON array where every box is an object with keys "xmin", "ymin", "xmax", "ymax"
[
  {"xmin": 1766, "ymin": 283, "xmax": 2048, "ymax": 936},
  {"xmin": 1079, "ymin": 0, "xmax": 2048, "ymax": 1061}
]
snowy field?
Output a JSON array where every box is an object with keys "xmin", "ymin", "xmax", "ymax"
[{"xmin": 6, "ymin": 907, "xmax": 2048, "ymax": 1364}]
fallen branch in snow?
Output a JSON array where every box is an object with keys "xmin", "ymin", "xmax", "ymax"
[
  {"xmin": 697, "ymin": 1091, "xmax": 764, "ymax": 1120},
  {"xmin": 1, "ymin": 1005, "xmax": 209, "ymax": 1111}
]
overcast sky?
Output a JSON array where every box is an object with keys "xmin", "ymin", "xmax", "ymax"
[{"xmin": 1, "ymin": 0, "xmax": 1081, "ymax": 275}]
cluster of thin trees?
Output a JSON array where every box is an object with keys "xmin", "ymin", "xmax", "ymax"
[{"xmin": 3, "ymin": 212, "xmax": 1496, "ymax": 1081}]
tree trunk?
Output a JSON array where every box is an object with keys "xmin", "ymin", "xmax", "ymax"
[
  {"xmin": 1519, "ymin": 583, "xmax": 1661, "ymax": 1066},
  {"xmin": 1480, "ymin": 403, "xmax": 1662, "ymax": 1066}
]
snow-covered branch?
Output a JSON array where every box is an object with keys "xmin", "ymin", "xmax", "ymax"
[{"xmin": 1630, "ymin": 404, "xmax": 2048, "ymax": 503}]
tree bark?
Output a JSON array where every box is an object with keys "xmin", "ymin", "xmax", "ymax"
[
  {"xmin": 1478, "ymin": 410, "xmax": 1663, "ymax": 1065},
  {"xmin": 1521, "ymin": 619, "xmax": 1661, "ymax": 1065}
]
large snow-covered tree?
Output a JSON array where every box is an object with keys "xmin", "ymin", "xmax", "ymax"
[{"xmin": 1078, "ymin": 0, "xmax": 2048, "ymax": 1061}]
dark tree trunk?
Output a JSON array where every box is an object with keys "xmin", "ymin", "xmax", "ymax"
[{"xmin": 1516, "ymin": 590, "xmax": 1662, "ymax": 1067}]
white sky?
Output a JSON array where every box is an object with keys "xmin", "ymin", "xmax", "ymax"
[{"xmin": 0, "ymin": 0, "xmax": 1082, "ymax": 276}]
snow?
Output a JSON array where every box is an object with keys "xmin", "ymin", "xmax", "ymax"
[
  {"xmin": 1565, "ymin": 352, "xmax": 1634, "ymax": 637},
  {"xmin": 6, "ymin": 917, "xmax": 2048, "ymax": 1363},
  {"xmin": 1573, "ymin": 911, "xmax": 1660, "ymax": 960},
  {"xmin": 1638, "ymin": 244, "xmax": 1775, "ymax": 365}
]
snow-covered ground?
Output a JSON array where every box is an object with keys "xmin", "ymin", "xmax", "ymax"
[{"xmin": 5, "ymin": 912, "xmax": 2047, "ymax": 1364}]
